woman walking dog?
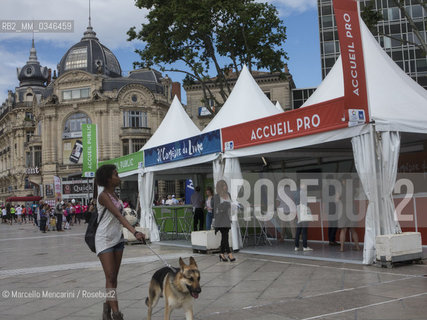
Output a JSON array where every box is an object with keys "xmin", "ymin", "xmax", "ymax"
[{"xmin": 94, "ymin": 164, "xmax": 145, "ymax": 320}]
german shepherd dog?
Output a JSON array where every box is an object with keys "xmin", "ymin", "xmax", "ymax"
[{"xmin": 146, "ymin": 257, "xmax": 201, "ymax": 320}]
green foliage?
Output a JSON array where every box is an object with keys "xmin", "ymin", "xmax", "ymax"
[
  {"xmin": 361, "ymin": 2, "xmax": 383, "ymax": 34},
  {"xmin": 127, "ymin": 0, "xmax": 288, "ymax": 113}
]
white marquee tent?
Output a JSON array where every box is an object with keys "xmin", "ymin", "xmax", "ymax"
[
  {"xmin": 136, "ymin": 18, "xmax": 427, "ymax": 263},
  {"xmin": 219, "ymin": 20, "xmax": 427, "ymax": 264}
]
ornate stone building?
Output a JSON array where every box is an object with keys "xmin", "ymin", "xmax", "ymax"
[
  {"xmin": 0, "ymin": 24, "xmax": 175, "ymax": 205},
  {"xmin": 184, "ymin": 66, "xmax": 296, "ymax": 129}
]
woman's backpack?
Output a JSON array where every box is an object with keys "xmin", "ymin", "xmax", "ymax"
[{"xmin": 84, "ymin": 206, "xmax": 107, "ymax": 253}]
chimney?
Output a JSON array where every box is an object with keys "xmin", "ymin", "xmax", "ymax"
[
  {"xmin": 172, "ymin": 82, "xmax": 181, "ymax": 102},
  {"xmin": 47, "ymin": 68, "xmax": 52, "ymax": 86},
  {"xmin": 284, "ymin": 63, "xmax": 289, "ymax": 74},
  {"xmin": 53, "ymin": 70, "xmax": 57, "ymax": 79}
]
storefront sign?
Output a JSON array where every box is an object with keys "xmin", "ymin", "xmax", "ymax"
[
  {"xmin": 62, "ymin": 179, "xmax": 94, "ymax": 197},
  {"xmin": 26, "ymin": 167, "xmax": 40, "ymax": 175},
  {"xmin": 99, "ymin": 151, "xmax": 144, "ymax": 174},
  {"xmin": 82, "ymin": 124, "xmax": 97, "ymax": 177},
  {"xmin": 221, "ymin": 97, "xmax": 347, "ymax": 150},
  {"xmin": 333, "ymin": 0, "xmax": 369, "ymax": 120},
  {"xmin": 144, "ymin": 130, "xmax": 221, "ymax": 167}
]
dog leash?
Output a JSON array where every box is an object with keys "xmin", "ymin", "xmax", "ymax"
[{"xmin": 142, "ymin": 241, "xmax": 177, "ymax": 272}]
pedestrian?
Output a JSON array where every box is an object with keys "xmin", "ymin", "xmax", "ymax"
[
  {"xmin": 324, "ymin": 175, "xmax": 339, "ymax": 246},
  {"xmin": 39, "ymin": 204, "xmax": 48, "ymax": 233},
  {"xmin": 65, "ymin": 203, "xmax": 72, "ymax": 229},
  {"xmin": 294, "ymin": 181, "xmax": 313, "ymax": 252},
  {"xmin": 338, "ymin": 176, "xmax": 361, "ymax": 252},
  {"xmin": 10, "ymin": 205, "xmax": 16, "ymax": 224},
  {"xmin": 22, "ymin": 205, "xmax": 27, "ymax": 223},
  {"xmin": 28, "ymin": 206, "xmax": 33, "ymax": 222},
  {"xmin": 85, "ymin": 199, "xmax": 95, "ymax": 224},
  {"xmin": 6, "ymin": 203, "xmax": 11, "ymax": 225},
  {"xmin": 16, "ymin": 204, "xmax": 23, "ymax": 224},
  {"xmin": 70, "ymin": 199, "xmax": 76, "ymax": 225},
  {"xmin": 75, "ymin": 201, "xmax": 82, "ymax": 224},
  {"xmin": 32, "ymin": 202, "xmax": 38, "ymax": 226},
  {"xmin": 213, "ymin": 180, "xmax": 236, "ymax": 262},
  {"xmin": 55, "ymin": 200, "xmax": 64, "ymax": 231},
  {"xmin": 94, "ymin": 164, "xmax": 145, "ymax": 320},
  {"xmin": 1, "ymin": 206, "xmax": 6, "ymax": 223},
  {"xmin": 276, "ymin": 183, "xmax": 298, "ymax": 241},
  {"xmin": 191, "ymin": 186, "xmax": 204, "ymax": 231},
  {"xmin": 205, "ymin": 187, "xmax": 214, "ymax": 230}
]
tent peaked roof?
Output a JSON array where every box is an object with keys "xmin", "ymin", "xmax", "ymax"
[
  {"xmin": 275, "ymin": 101, "xmax": 284, "ymax": 112},
  {"xmin": 141, "ymin": 96, "xmax": 200, "ymax": 150},
  {"xmin": 302, "ymin": 20, "xmax": 427, "ymax": 133},
  {"xmin": 202, "ymin": 65, "xmax": 281, "ymax": 132}
]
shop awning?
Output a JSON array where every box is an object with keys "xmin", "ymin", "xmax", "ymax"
[{"xmin": 6, "ymin": 196, "xmax": 42, "ymax": 202}]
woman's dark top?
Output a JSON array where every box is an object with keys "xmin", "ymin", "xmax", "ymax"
[{"xmin": 213, "ymin": 193, "xmax": 231, "ymax": 229}]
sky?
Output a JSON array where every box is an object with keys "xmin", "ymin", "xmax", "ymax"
[{"xmin": 0, "ymin": 0, "xmax": 321, "ymax": 104}]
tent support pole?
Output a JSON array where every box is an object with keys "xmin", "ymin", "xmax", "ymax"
[{"xmin": 369, "ymin": 123, "xmax": 381, "ymax": 237}]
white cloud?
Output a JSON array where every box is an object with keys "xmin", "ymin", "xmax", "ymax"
[{"xmin": 0, "ymin": 0, "xmax": 149, "ymax": 49}]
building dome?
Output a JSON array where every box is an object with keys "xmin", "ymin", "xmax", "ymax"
[
  {"xmin": 57, "ymin": 25, "xmax": 122, "ymax": 78},
  {"xmin": 17, "ymin": 39, "xmax": 49, "ymax": 87}
]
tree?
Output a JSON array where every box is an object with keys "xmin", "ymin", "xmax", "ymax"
[
  {"xmin": 361, "ymin": 0, "xmax": 427, "ymax": 57},
  {"xmin": 127, "ymin": 0, "xmax": 288, "ymax": 114}
]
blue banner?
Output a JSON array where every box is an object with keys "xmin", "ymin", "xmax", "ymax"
[
  {"xmin": 185, "ymin": 179, "xmax": 194, "ymax": 204},
  {"xmin": 144, "ymin": 130, "xmax": 221, "ymax": 167}
]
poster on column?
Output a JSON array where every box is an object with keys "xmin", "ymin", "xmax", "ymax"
[
  {"xmin": 144, "ymin": 130, "xmax": 221, "ymax": 167},
  {"xmin": 82, "ymin": 124, "xmax": 97, "ymax": 178},
  {"xmin": 54, "ymin": 176, "xmax": 61, "ymax": 200}
]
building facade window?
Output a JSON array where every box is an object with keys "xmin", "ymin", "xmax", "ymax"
[
  {"xmin": 34, "ymin": 146, "xmax": 42, "ymax": 167},
  {"xmin": 318, "ymin": 0, "xmax": 427, "ymax": 89},
  {"xmin": 26, "ymin": 130, "xmax": 34, "ymax": 143},
  {"xmin": 122, "ymin": 139, "xmax": 129, "ymax": 155},
  {"xmin": 62, "ymin": 88, "xmax": 90, "ymax": 101},
  {"xmin": 26, "ymin": 146, "xmax": 42, "ymax": 167},
  {"xmin": 122, "ymin": 138, "xmax": 146, "ymax": 155},
  {"xmin": 123, "ymin": 110, "xmax": 148, "ymax": 128},
  {"xmin": 63, "ymin": 112, "xmax": 91, "ymax": 139},
  {"xmin": 132, "ymin": 139, "xmax": 146, "ymax": 152}
]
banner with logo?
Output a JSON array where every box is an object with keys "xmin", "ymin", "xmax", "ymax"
[
  {"xmin": 221, "ymin": 97, "xmax": 348, "ymax": 150},
  {"xmin": 144, "ymin": 130, "xmax": 221, "ymax": 167},
  {"xmin": 82, "ymin": 124, "xmax": 97, "ymax": 177},
  {"xmin": 54, "ymin": 176, "xmax": 62, "ymax": 200},
  {"xmin": 99, "ymin": 151, "xmax": 144, "ymax": 175},
  {"xmin": 185, "ymin": 179, "xmax": 194, "ymax": 204},
  {"xmin": 333, "ymin": 0, "xmax": 369, "ymax": 120}
]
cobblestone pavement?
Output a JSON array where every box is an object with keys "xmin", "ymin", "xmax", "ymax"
[{"xmin": 0, "ymin": 222, "xmax": 426, "ymax": 320}]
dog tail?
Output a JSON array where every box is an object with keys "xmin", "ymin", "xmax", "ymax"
[{"xmin": 145, "ymin": 297, "xmax": 149, "ymax": 307}]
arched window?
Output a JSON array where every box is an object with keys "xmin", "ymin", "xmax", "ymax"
[
  {"xmin": 63, "ymin": 113, "xmax": 91, "ymax": 139},
  {"xmin": 25, "ymin": 93, "xmax": 33, "ymax": 102}
]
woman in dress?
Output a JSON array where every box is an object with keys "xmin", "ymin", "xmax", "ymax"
[
  {"xmin": 213, "ymin": 180, "xmax": 236, "ymax": 262},
  {"xmin": 95, "ymin": 164, "xmax": 145, "ymax": 320}
]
